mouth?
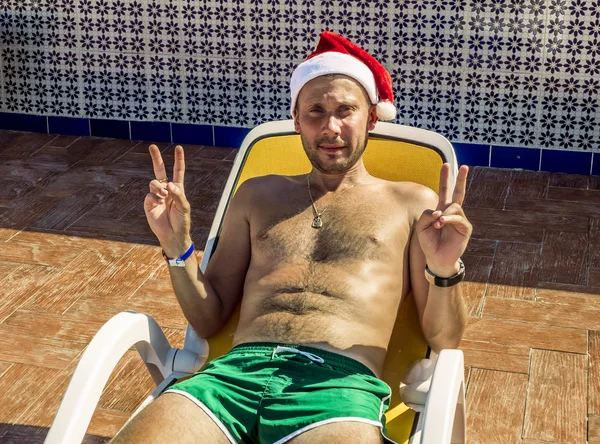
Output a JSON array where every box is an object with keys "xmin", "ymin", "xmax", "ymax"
[{"xmin": 319, "ymin": 144, "xmax": 345, "ymax": 152}]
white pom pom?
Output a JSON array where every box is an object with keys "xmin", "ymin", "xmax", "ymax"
[{"xmin": 376, "ymin": 101, "xmax": 397, "ymax": 121}]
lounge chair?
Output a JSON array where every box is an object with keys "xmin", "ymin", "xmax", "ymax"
[{"xmin": 45, "ymin": 120, "xmax": 466, "ymax": 444}]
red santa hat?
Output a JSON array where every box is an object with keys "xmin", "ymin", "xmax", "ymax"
[{"xmin": 290, "ymin": 31, "xmax": 397, "ymax": 121}]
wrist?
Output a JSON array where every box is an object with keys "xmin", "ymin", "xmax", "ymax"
[
  {"xmin": 162, "ymin": 236, "xmax": 193, "ymax": 259},
  {"xmin": 426, "ymin": 261, "xmax": 461, "ymax": 278}
]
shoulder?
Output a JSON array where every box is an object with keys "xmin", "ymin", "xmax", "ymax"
[
  {"xmin": 386, "ymin": 181, "xmax": 438, "ymax": 220},
  {"xmin": 235, "ymin": 174, "xmax": 295, "ymax": 197},
  {"xmin": 232, "ymin": 174, "xmax": 297, "ymax": 209},
  {"xmin": 386, "ymin": 180, "xmax": 438, "ymax": 205}
]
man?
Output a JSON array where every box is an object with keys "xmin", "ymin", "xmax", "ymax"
[{"xmin": 112, "ymin": 32, "xmax": 471, "ymax": 443}]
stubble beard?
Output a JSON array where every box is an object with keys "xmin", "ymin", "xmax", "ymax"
[{"xmin": 300, "ymin": 127, "xmax": 369, "ymax": 174}]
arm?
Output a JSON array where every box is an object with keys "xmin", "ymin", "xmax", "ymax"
[
  {"xmin": 168, "ymin": 181, "xmax": 252, "ymax": 338},
  {"xmin": 410, "ymin": 214, "xmax": 467, "ymax": 352},
  {"xmin": 144, "ymin": 145, "xmax": 251, "ymax": 338},
  {"xmin": 409, "ymin": 165, "xmax": 471, "ymax": 352}
]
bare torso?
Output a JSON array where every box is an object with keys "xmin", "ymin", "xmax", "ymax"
[{"xmin": 232, "ymin": 174, "xmax": 420, "ymax": 377}]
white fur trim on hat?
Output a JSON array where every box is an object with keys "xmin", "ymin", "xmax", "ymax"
[
  {"xmin": 290, "ymin": 52, "xmax": 377, "ymax": 116},
  {"xmin": 376, "ymin": 101, "xmax": 397, "ymax": 121}
]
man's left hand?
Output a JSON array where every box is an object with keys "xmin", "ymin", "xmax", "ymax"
[{"xmin": 416, "ymin": 163, "xmax": 472, "ymax": 277}]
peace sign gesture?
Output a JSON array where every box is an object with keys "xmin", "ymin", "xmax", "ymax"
[
  {"xmin": 144, "ymin": 144, "xmax": 192, "ymax": 258},
  {"xmin": 416, "ymin": 163, "xmax": 472, "ymax": 277}
]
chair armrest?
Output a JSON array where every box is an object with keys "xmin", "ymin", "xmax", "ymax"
[
  {"xmin": 399, "ymin": 349, "xmax": 465, "ymax": 444},
  {"xmin": 420, "ymin": 349, "xmax": 466, "ymax": 444},
  {"xmin": 45, "ymin": 311, "xmax": 202, "ymax": 444}
]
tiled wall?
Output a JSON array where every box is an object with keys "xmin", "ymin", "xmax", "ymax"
[{"xmin": 1, "ymin": 0, "xmax": 600, "ymax": 172}]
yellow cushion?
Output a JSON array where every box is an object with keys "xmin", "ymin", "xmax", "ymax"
[{"xmin": 207, "ymin": 134, "xmax": 443, "ymax": 443}]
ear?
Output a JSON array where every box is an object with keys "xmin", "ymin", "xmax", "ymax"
[
  {"xmin": 367, "ymin": 104, "xmax": 378, "ymax": 131},
  {"xmin": 293, "ymin": 111, "xmax": 301, "ymax": 133}
]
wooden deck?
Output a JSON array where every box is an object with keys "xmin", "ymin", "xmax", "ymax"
[{"xmin": 0, "ymin": 129, "xmax": 597, "ymax": 443}]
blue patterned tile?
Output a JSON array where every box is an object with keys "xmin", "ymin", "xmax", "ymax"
[
  {"xmin": 491, "ymin": 145, "xmax": 541, "ymax": 171},
  {"xmin": 130, "ymin": 121, "xmax": 171, "ymax": 143},
  {"xmin": 0, "ymin": 112, "xmax": 47, "ymax": 132},
  {"xmin": 90, "ymin": 119, "xmax": 130, "ymax": 140},
  {"xmin": 541, "ymin": 149, "xmax": 592, "ymax": 175},
  {"xmin": 172, "ymin": 123, "xmax": 213, "ymax": 146},
  {"xmin": 452, "ymin": 142, "xmax": 490, "ymax": 167},
  {"xmin": 48, "ymin": 116, "xmax": 90, "ymax": 137},
  {"xmin": 214, "ymin": 126, "xmax": 251, "ymax": 148}
]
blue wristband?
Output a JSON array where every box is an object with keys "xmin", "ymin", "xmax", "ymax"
[{"xmin": 163, "ymin": 243, "xmax": 194, "ymax": 267}]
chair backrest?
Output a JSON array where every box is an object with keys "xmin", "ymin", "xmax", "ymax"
[{"xmin": 189, "ymin": 120, "xmax": 457, "ymax": 444}]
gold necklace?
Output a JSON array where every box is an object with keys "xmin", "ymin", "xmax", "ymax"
[{"xmin": 306, "ymin": 174, "xmax": 363, "ymax": 229}]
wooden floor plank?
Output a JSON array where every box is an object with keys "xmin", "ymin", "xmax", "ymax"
[
  {"xmin": 590, "ymin": 331, "xmax": 600, "ymax": 415},
  {"xmin": 463, "ymin": 318, "xmax": 587, "ymax": 354},
  {"xmin": 461, "ymin": 255, "xmax": 493, "ymax": 317},
  {"xmin": 487, "ymin": 242, "xmax": 540, "ymax": 300},
  {"xmin": 483, "ymin": 298, "xmax": 600, "ymax": 330},
  {"xmin": 2, "ymin": 309, "xmax": 106, "ymax": 344},
  {"xmin": 87, "ymin": 409, "xmax": 130, "ymax": 439},
  {"xmin": 538, "ymin": 231, "xmax": 588, "ymax": 286},
  {"xmin": 465, "ymin": 369, "xmax": 528, "ymax": 444},
  {"xmin": 464, "ymin": 206, "xmax": 588, "ymax": 232},
  {"xmin": 460, "ymin": 340, "xmax": 530, "ymax": 374},
  {"xmin": 0, "ymin": 364, "xmax": 61, "ymax": 423},
  {"xmin": 463, "ymin": 168, "xmax": 513, "ymax": 209},
  {"xmin": 0, "ymin": 361, "xmax": 13, "ymax": 379},
  {"xmin": 536, "ymin": 288, "xmax": 600, "ymax": 309},
  {"xmin": 0, "ymin": 230, "xmax": 134, "ymax": 267},
  {"xmin": 591, "ymin": 218, "xmax": 600, "ymax": 268},
  {"xmin": 590, "ymin": 415, "xmax": 600, "ymax": 444},
  {"xmin": 0, "ymin": 264, "xmax": 59, "ymax": 323},
  {"xmin": 523, "ymin": 350, "xmax": 587, "ymax": 443},
  {"xmin": 0, "ymin": 326, "xmax": 83, "ymax": 369}
]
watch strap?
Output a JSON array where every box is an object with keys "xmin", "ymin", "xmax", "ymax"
[
  {"xmin": 425, "ymin": 258, "xmax": 465, "ymax": 287},
  {"xmin": 162, "ymin": 243, "xmax": 195, "ymax": 267}
]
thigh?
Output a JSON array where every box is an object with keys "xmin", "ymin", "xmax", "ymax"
[
  {"xmin": 109, "ymin": 393, "xmax": 232, "ymax": 444},
  {"xmin": 287, "ymin": 421, "xmax": 383, "ymax": 444}
]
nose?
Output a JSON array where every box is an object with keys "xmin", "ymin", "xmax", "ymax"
[{"xmin": 323, "ymin": 114, "xmax": 342, "ymax": 136}]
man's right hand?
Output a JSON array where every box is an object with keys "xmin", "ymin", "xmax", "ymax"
[{"xmin": 144, "ymin": 144, "xmax": 193, "ymax": 258}]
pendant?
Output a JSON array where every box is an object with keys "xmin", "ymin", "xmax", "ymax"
[{"xmin": 312, "ymin": 216, "xmax": 323, "ymax": 229}]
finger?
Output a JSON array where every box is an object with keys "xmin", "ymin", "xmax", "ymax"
[
  {"xmin": 415, "ymin": 208, "xmax": 443, "ymax": 231},
  {"xmin": 144, "ymin": 192, "xmax": 165, "ymax": 212},
  {"xmin": 441, "ymin": 202, "xmax": 465, "ymax": 217},
  {"xmin": 172, "ymin": 145, "xmax": 185, "ymax": 185},
  {"xmin": 436, "ymin": 163, "xmax": 451, "ymax": 210},
  {"xmin": 149, "ymin": 179, "xmax": 169, "ymax": 197},
  {"xmin": 166, "ymin": 182, "xmax": 190, "ymax": 215},
  {"xmin": 149, "ymin": 144, "xmax": 168, "ymax": 181},
  {"xmin": 435, "ymin": 215, "xmax": 472, "ymax": 235},
  {"xmin": 452, "ymin": 165, "xmax": 469, "ymax": 206}
]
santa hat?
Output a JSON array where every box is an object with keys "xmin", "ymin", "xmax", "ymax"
[{"xmin": 290, "ymin": 31, "xmax": 397, "ymax": 121}]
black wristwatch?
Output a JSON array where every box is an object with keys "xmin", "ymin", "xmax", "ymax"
[{"xmin": 424, "ymin": 259, "xmax": 465, "ymax": 287}]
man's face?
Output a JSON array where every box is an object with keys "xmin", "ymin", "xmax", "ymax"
[{"xmin": 293, "ymin": 75, "xmax": 378, "ymax": 174}]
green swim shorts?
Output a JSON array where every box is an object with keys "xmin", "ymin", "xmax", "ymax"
[{"xmin": 165, "ymin": 342, "xmax": 396, "ymax": 444}]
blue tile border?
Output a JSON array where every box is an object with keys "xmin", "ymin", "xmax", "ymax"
[
  {"xmin": 130, "ymin": 121, "xmax": 171, "ymax": 143},
  {"xmin": 214, "ymin": 125, "xmax": 251, "ymax": 148},
  {"xmin": 491, "ymin": 145, "xmax": 541, "ymax": 171},
  {"xmin": 90, "ymin": 118, "xmax": 130, "ymax": 139},
  {"xmin": 541, "ymin": 149, "xmax": 593, "ymax": 175},
  {"xmin": 172, "ymin": 123, "xmax": 213, "ymax": 146},
  {"xmin": 2, "ymin": 112, "xmax": 600, "ymax": 175},
  {"xmin": 452, "ymin": 142, "xmax": 490, "ymax": 167},
  {"xmin": 48, "ymin": 116, "xmax": 90, "ymax": 137},
  {"xmin": 593, "ymin": 153, "xmax": 600, "ymax": 176},
  {"xmin": 0, "ymin": 112, "xmax": 47, "ymax": 132}
]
